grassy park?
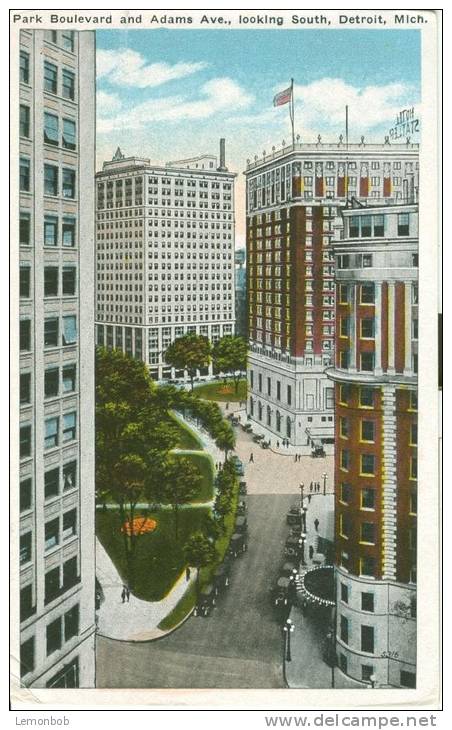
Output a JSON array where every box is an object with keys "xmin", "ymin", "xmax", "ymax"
[{"xmin": 194, "ymin": 378, "xmax": 247, "ymax": 403}]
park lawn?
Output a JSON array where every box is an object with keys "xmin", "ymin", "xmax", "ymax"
[
  {"xmin": 96, "ymin": 506, "xmax": 210, "ymax": 602},
  {"xmin": 194, "ymin": 378, "xmax": 247, "ymax": 402}
]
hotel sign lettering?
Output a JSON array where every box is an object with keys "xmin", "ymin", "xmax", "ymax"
[{"xmin": 388, "ymin": 107, "xmax": 420, "ymax": 141}]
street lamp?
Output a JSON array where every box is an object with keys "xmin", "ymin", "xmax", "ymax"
[
  {"xmin": 302, "ymin": 506, "xmax": 308, "ymax": 532},
  {"xmin": 299, "ymin": 532, "xmax": 306, "ymax": 566},
  {"xmin": 323, "ymin": 472, "xmax": 328, "ymax": 496},
  {"xmin": 299, "ymin": 483, "xmax": 304, "ymax": 524},
  {"xmin": 283, "ymin": 618, "xmax": 295, "ymax": 662}
]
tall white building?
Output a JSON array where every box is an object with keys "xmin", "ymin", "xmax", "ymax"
[
  {"xmin": 17, "ymin": 29, "xmax": 96, "ymax": 688},
  {"xmin": 95, "ymin": 141, "xmax": 236, "ymax": 381}
]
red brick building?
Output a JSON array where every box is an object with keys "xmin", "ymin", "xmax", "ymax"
[{"xmin": 327, "ymin": 202, "xmax": 418, "ymax": 688}]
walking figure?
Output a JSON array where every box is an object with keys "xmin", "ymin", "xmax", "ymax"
[
  {"xmin": 249, "ymin": 452, "xmax": 254, "ymax": 463},
  {"xmin": 186, "ymin": 566, "xmax": 191, "ymax": 582},
  {"xmin": 294, "ymin": 454, "xmax": 298, "ymax": 462},
  {"xmin": 121, "ymin": 587, "xmax": 126, "ymax": 604},
  {"xmin": 308, "ymin": 494, "xmax": 312, "ymax": 504},
  {"xmin": 310, "ymin": 482, "xmax": 313, "ymax": 492},
  {"xmin": 126, "ymin": 586, "xmax": 130, "ymax": 602},
  {"xmin": 314, "ymin": 518, "xmax": 319, "ymax": 532},
  {"xmin": 225, "ymin": 402, "xmax": 229, "ymax": 410},
  {"xmin": 277, "ymin": 440, "xmax": 280, "ymax": 448},
  {"xmin": 309, "ymin": 545, "xmax": 314, "ymax": 560}
]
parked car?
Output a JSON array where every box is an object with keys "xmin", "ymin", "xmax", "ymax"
[
  {"xmin": 242, "ymin": 423, "xmax": 253, "ymax": 433},
  {"xmin": 237, "ymin": 499, "xmax": 247, "ymax": 515},
  {"xmin": 286, "ymin": 507, "xmax": 302, "ymax": 526},
  {"xmin": 234, "ymin": 515, "xmax": 248, "ymax": 534},
  {"xmin": 284, "ymin": 534, "xmax": 300, "ymax": 558},
  {"xmin": 262, "ymin": 440, "xmax": 271, "ymax": 449},
  {"xmin": 229, "ymin": 532, "xmax": 247, "ymax": 558},
  {"xmin": 195, "ymin": 584, "xmax": 216, "ymax": 617},
  {"xmin": 252, "ymin": 433, "xmax": 264, "ymax": 443},
  {"xmin": 280, "ymin": 561, "xmax": 297, "ymax": 578},
  {"xmin": 239, "ymin": 481, "xmax": 247, "ymax": 495},
  {"xmin": 271, "ymin": 577, "xmax": 290, "ymax": 608},
  {"xmin": 213, "ymin": 562, "xmax": 231, "ymax": 595}
]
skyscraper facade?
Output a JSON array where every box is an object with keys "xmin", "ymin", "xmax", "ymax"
[
  {"xmin": 327, "ymin": 201, "xmax": 418, "ymax": 688},
  {"xmin": 95, "ymin": 143, "xmax": 236, "ymax": 381},
  {"xmin": 18, "ymin": 29, "xmax": 96, "ymax": 688},
  {"xmin": 245, "ymin": 140, "xmax": 419, "ymax": 452}
]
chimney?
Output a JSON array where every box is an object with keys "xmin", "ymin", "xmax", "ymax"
[{"xmin": 218, "ymin": 138, "xmax": 228, "ymax": 171}]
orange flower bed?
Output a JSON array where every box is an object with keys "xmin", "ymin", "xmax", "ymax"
[
  {"xmin": 121, "ymin": 517, "xmax": 158, "ymax": 536},
  {"xmin": 219, "ymin": 385, "xmax": 234, "ymax": 395}
]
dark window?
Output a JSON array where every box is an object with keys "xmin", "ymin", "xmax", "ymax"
[
  {"xmin": 20, "ymin": 584, "xmax": 35, "ymax": 621},
  {"xmin": 62, "ymin": 69, "xmax": 75, "ymax": 100},
  {"xmin": 44, "ymin": 416, "xmax": 59, "ymax": 449},
  {"xmin": 412, "ymin": 253, "xmax": 418, "ymax": 267},
  {"xmin": 361, "ymin": 592, "xmax": 375, "ymax": 612},
  {"xmin": 62, "ymin": 364, "xmax": 76, "ymax": 393},
  {"xmin": 361, "ymin": 487, "xmax": 375, "ymax": 509},
  {"xmin": 340, "ymin": 317, "xmax": 349, "ymax": 337},
  {"xmin": 62, "ymin": 315, "xmax": 77, "ymax": 346},
  {"xmin": 62, "ymin": 266, "xmax": 76, "ymax": 295},
  {"xmin": 63, "ymin": 508, "xmax": 77, "ymax": 539},
  {"xmin": 45, "ymin": 567, "xmax": 61, "ymax": 604},
  {"xmin": 398, "ymin": 213, "xmax": 410, "ymax": 236},
  {"xmin": 20, "ymin": 425, "xmax": 31, "ymax": 458},
  {"xmin": 340, "ymin": 350, "xmax": 349, "ymax": 368},
  {"xmin": 338, "ymin": 254, "xmax": 349, "ymax": 269},
  {"xmin": 360, "ymin": 387, "xmax": 374, "ymax": 407},
  {"xmin": 45, "ymin": 518, "xmax": 60, "ymax": 551},
  {"xmin": 361, "ymin": 216, "xmax": 372, "ymax": 237},
  {"xmin": 340, "ymin": 482, "xmax": 351, "ymax": 503},
  {"xmin": 44, "ymin": 164, "xmax": 58, "ymax": 196},
  {"xmin": 339, "ymin": 384, "xmax": 351, "ymax": 404},
  {"xmin": 267, "ymin": 377, "xmax": 271, "ymax": 396},
  {"xmin": 62, "ymin": 118, "xmax": 76, "ymax": 150},
  {"xmin": 249, "ymin": 370, "xmax": 254, "ymax": 388},
  {"xmin": 340, "ymin": 450, "xmax": 350, "ymax": 470},
  {"xmin": 44, "ymin": 266, "xmax": 58, "ymax": 296},
  {"xmin": 20, "ymin": 51, "xmax": 30, "ymax": 84},
  {"xmin": 44, "ymin": 367, "xmax": 59, "ymax": 398},
  {"xmin": 341, "ymin": 583, "xmax": 348, "ymax": 603},
  {"xmin": 20, "ymin": 478, "xmax": 32, "ymax": 512},
  {"xmin": 44, "ymin": 317, "xmax": 59, "ymax": 347},
  {"xmin": 362, "ymin": 665, "xmax": 374, "ymax": 682},
  {"xmin": 339, "ymin": 284, "xmax": 348, "ymax": 304},
  {"xmin": 361, "ymin": 420, "xmax": 375, "ymax": 442},
  {"xmin": 361, "ymin": 522, "xmax": 375, "ymax": 544},
  {"xmin": 64, "ymin": 604, "xmax": 79, "ymax": 641},
  {"xmin": 46, "ymin": 617, "xmax": 62, "ymax": 655},
  {"xmin": 62, "ymin": 218, "xmax": 76, "ymax": 247},
  {"xmin": 276, "ymin": 380, "xmax": 281, "ymax": 400},
  {"xmin": 20, "ymin": 266, "xmax": 30, "ymax": 298},
  {"xmin": 20, "ymin": 637, "xmax": 35, "ymax": 678},
  {"xmin": 20, "ymin": 373, "xmax": 31, "ymax": 405},
  {"xmin": 361, "ymin": 556, "xmax": 375, "ymax": 577},
  {"xmin": 373, "ymin": 215, "xmax": 384, "ymax": 236},
  {"xmin": 340, "ymin": 615, "xmax": 349, "ymax": 644},
  {"xmin": 412, "ymin": 319, "xmax": 418, "ymax": 340},
  {"xmin": 44, "ymin": 112, "xmax": 59, "ymax": 145},
  {"xmin": 400, "ymin": 671, "xmax": 416, "ymax": 688},
  {"xmin": 339, "ymin": 654, "xmax": 347, "ymax": 674},
  {"xmin": 44, "ymin": 467, "xmax": 59, "ymax": 499},
  {"xmin": 20, "ymin": 531, "xmax": 32, "ymax": 564},
  {"xmin": 360, "ymin": 283, "xmax": 375, "ymax": 304},
  {"xmin": 63, "ymin": 556, "xmax": 78, "ymax": 588},
  {"xmin": 360, "ymin": 352, "xmax": 375, "ymax": 372},
  {"xmin": 62, "ymin": 168, "xmax": 75, "ymax": 198},
  {"xmin": 20, "ymin": 212, "xmax": 31, "ymax": 245},
  {"xmin": 349, "ymin": 216, "xmax": 359, "ymax": 237},
  {"xmin": 63, "ymin": 461, "xmax": 77, "ymax": 491},
  {"xmin": 20, "ymin": 157, "xmax": 30, "ymax": 191},
  {"xmin": 44, "ymin": 61, "xmax": 58, "ymax": 94},
  {"xmin": 20, "ymin": 320, "xmax": 31, "ymax": 351},
  {"xmin": 340, "ymin": 417, "xmax": 349, "ymax": 438},
  {"xmin": 361, "ymin": 625, "xmax": 374, "ymax": 653},
  {"xmin": 361, "ymin": 454, "xmax": 375, "ymax": 475},
  {"xmin": 287, "ymin": 385, "xmax": 292, "ymax": 406},
  {"xmin": 361, "ymin": 318, "xmax": 374, "ymax": 338},
  {"xmin": 20, "ymin": 104, "xmax": 30, "ymax": 138},
  {"xmin": 258, "ymin": 373, "xmax": 262, "ymax": 392},
  {"xmin": 44, "ymin": 215, "xmax": 58, "ymax": 246},
  {"xmin": 46, "ymin": 658, "xmax": 79, "ymax": 688}
]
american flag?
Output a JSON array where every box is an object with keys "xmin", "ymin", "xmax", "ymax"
[{"xmin": 273, "ymin": 86, "xmax": 292, "ymax": 107}]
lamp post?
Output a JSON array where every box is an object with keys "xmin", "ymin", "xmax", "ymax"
[
  {"xmin": 299, "ymin": 483, "xmax": 304, "ymax": 528},
  {"xmin": 302, "ymin": 506, "xmax": 308, "ymax": 533},
  {"xmin": 323, "ymin": 472, "xmax": 328, "ymax": 495},
  {"xmin": 283, "ymin": 618, "xmax": 294, "ymax": 662},
  {"xmin": 299, "ymin": 532, "xmax": 306, "ymax": 566}
]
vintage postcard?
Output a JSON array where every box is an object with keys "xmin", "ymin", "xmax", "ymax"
[{"xmin": 9, "ymin": 7, "xmax": 441, "ymax": 712}]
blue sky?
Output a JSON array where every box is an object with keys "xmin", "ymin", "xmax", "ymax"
[{"xmin": 96, "ymin": 28, "xmax": 421, "ymax": 241}]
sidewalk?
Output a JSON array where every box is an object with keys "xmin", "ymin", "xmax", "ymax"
[
  {"xmin": 284, "ymin": 604, "xmax": 365, "ymax": 689},
  {"xmin": 96, "ymin": 538, "xmax": 196, "ymax": 641}
]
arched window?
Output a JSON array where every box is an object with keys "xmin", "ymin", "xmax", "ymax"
[
  {"xmin": 249, "ymin": 397, "xmax": 254, "ymax": 416},
  {"xmin": 258, "ymin": 401, "xmax": 263, "ymax": 421},
  {"xmin": 276, "ymin": 411, "xmax": 281, "ymax": 432},
  {"xmin": 267, "ymin": 405, "xmax": 271, "ymax": 426},
  {"xmin": 286, "ymin": 417, "xmax": 292, "ymax": 438}
]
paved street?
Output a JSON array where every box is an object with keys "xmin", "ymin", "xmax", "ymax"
[{"xmin": 97, "ymin": 494, "xmax": 292, "ymax": 688}]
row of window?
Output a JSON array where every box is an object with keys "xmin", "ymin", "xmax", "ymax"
[
  {"xmin": 20, "ymin": 265, "xmax": 77, "ymax": 299},
  {"xmin": 20, "ymin": 107, "xmax": 76, "ymax": 151},
  {"xmin": 20, "ymin": 603, "xmax": 79, "ymax": 679},
  {"xmin": 20, "ymin": 213, "xmax": 76, "ymax": 248},
  {"xmin": 20, "ymin": 555, "xmax": 79, "ymax": 621},
  {"xmin": 20, "ymin": 315, "xmax": 77, "ymax": 352},
  {"xmin": 348, "ymin": 213, "xmax": 411, "ymax": 238},
  {"xmin": 20, "ymin": 364, "xmax": 77, "ymax": 407},
  {"xmin": 20, "ymin": 160, "xmax": 77, "ymax": 199},
  {"xmin": 20, "ymin": 509, "xmax": 77, "ymax": 569},
  {"xmin": 19, "ymin": 411, "xmax": 77, "ymax": 458},
  {"xmin": 20, "ymin": 461, "xmax": 77, "ymax": 513},
  {"xmin": 339, "ymin": 449, "xmax": 417, "ymax": 479}
]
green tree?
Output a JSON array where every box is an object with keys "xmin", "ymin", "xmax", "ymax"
[
  {"xmin": 96, "ymin": 348, "xmax": 179, "ymax": 587},
  {"xmin": 183, "ymin": 532, "xmax": 217, "ymax": 605},
  {"xmin": 214, "ymin": 423, "xmax": 236, "ymax": 461},
  {"xmin": 212, "ymin": 335, "xmax": 248, "ymax": 393},
  {"xmin": 165, "ymin": 334, "xmax": 212, "ymax": 390},
  {"xmin": 154, "ymin": 456, "xmax": 203, "ymax": 540}
]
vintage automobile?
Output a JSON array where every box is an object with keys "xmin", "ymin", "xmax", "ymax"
[
  {"xmin": 195, "ymin": 584, "xmax": 216, "ymax": 617},
  {"xmin": 239, "ymin": 481, "xmax": 247, "ymax": 495},
  {"xmin": 261, "ymin": 440, "xmax": 271, "ymax": 449},
  {"xmin": 284, "ymin": 534, "xmax": 301, "ymax": 558},
  {"xmin": 234, "ymin": 515, "xmax": 248, "ymax": 534},
  {"xmin": 311, "ymin": 439, "xmax": 326, "ymax": 458},
  {"xmin": 229, "ymin": 532, "xmax": 247, "ymax": 558},
  {"xmin": 213, "ymin": 562, "xmax": 231, "ymax": 595},
  {"xmin": 252, "ymin": 433, "xmax": 264, "ymax": 443},
  {"xmin": 286, "ymin": 506, "xmax": 302, "ymax": 526},
  {"xmin": 242, "ymin": 423, "xmax": 253, "ymax": 433},
  {"xmin": 271, "ymin": 577, "xmax": 290, "ymax": 608},
  {"xmin": 280, "ymin": 561, "xmax": 297, "ymax": 578},
  {"xmin": 237, "ymin": 499, "xmax": 247, "ymax": 515}
]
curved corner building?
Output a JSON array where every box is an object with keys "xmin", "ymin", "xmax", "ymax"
[{"xmin": 326, "ymin": 199, "xmax": 418, "ymax": 688}]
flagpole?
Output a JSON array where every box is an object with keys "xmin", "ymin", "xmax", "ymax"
[
  {"xmin": 290, "ymin": 78, "xmax": 295, "ymax": 148},
  {"xmin": 345, "ymin": 105, "xmax": 349, "ymax": 204}
]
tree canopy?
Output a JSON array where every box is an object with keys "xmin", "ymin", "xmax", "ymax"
[
  {"xmin": 212, "ymin": 335, "xmax": 248, "ymax": 392},
  {"xmin": 165, "ymin": 334, "xmax": 212, "ymax": 389}
]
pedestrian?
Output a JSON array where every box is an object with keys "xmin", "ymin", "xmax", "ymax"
[
  {"xmin": 238, "ymin": 414, "xmax": 241, "ymax": 422},
  {"xmin": 294, "ymin": 454, "xmax": 297, "ymax": 462},
  {"xmin": 249, "ymin": 452, "xmax": 254, "ymax": 463},
  {"xmin": 226, "ymin": 402, "xmax": 229, "ymax": 410},
  {"xmin": 276, "ymin": 440, "xmax": 280, "ymax": 448},
  {"xmin": 309, "ymin": 545, "xmax": 314, "ymax": 560},
  {"xmin": 126, "ymin": 586, "xmax": 130, "ymax": 602},
  {"xmin": 186, "ymin": 566, "xmax": 191, "ymax": 582},
  {"xmin": 314, "ymin": 518, "xmax": 319, "ymax": 532},
  {"xmin": 310, "ymin": 481, "xmax": 313, "ymax": 492},
  {"xmin": 308, "ymin": 494, "xmax": 312, "ymax": 504},
  {"xmin": 121, "ymin": 587, "xmax": 126, "ymax": 604}
]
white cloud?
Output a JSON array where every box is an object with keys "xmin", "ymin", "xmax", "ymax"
[
  {"xmin": 98, "ymin": 77, "xmax": 253, "ymax": 133},
  {"xmin": 97, "ymin": 48, "xmax": 207, "ymax": 88},
  {"xmin": 97, "ymin": 90, "xmax": 122, "ymax": 117},
  {"xmin": 293, "ymin": 78, "xmax": 417, "ymax": 131}
]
